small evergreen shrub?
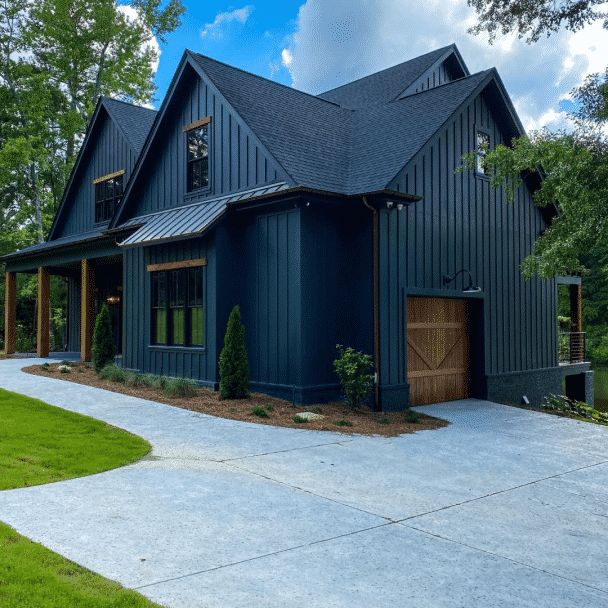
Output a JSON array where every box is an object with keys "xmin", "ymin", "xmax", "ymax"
[
  {"xmin": 250, "ymin": 405, "xmax": 269, "ymax": 418},
  {"xmin": 333, "ymin": 345, "xmax": 374, "ymax": 409},
  {"xmin": 219, "ymin": 305, "xmax": 250, "ymax": 399},
  {"xmin": 98, "ymin": 363, "xmax": 127, "ymax": 383},
  {"xmin": 335, "ymin": 419, "xmax": 353, "ymax": 427},
  {"xmin": 92, "ymin": 304, "xmax": 115, "ymax": 372}
]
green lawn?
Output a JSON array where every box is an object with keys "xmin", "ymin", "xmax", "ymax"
[{"xmin": 0, "ymin": 388, "xmax": 162, "ymax": 607}]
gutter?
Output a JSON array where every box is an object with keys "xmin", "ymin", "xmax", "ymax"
[{"xmin": 362, "ymin": 196, "xmax": 380, "ymax": 410}]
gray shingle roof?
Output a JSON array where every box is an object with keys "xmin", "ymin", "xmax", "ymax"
[
  {"xmin": 2, "ymin": 229, "xmax": 106, "ymax": 260},
  {"xmin": 102, "ymin": 98, "xmax": 157, "ymax": 155},
  {"xmin": 318, "ymin": 45, "xmax": 454, "ymax": 109},
  {"xmin": 192, "ymin": 50, "xmax": 493, "ymax": 195}
]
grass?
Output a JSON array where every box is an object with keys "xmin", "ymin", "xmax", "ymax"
[
  {"xmin": 335, "ymin": 419, "xmax": 353, "ymax": 427},
  {"xmin": 0, "ymin": 389, "xmax": 150, "ymax": 491},
  {"xmin": 405, "ymin": 410, "xmax": 421, "ymax": 424},
  {"xmin": 293, "ymin": 414, "xmax": 309, "ymax": 423},
  {"xmin": 0, "ymin": 388, "xmax": 160, "ymax": 607}
]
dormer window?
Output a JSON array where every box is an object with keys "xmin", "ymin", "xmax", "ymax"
[
  {"xmin": 475, "ymin": 129, "xmax": 490, "ymax": 176},
  {"xmin": 184, "ymin": 117, "xmax": 210, "ymax": 192},
  {"xmin": 94, "ymin": 170, "xmax": 124, "ymax": 223}
]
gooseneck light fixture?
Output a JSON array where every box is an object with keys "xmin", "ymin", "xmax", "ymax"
[{"xmin": 443, "ymin": 269, "xmax": 481, "ymax": 293}]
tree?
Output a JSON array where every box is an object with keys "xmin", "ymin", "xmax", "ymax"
[
  {"xmin": 219, "ymin": 306, "xmax": 250, "ymax": 399},
  {"xmin": 92, "ymin": 304, "xmax": 115, "ymax": 371},
  {"xmin": 467, "ymin": 0, "xmax": 608, "ymax": 43}
]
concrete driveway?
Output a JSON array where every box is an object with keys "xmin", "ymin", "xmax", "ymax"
[{"xmin": 0, "ymin": 358, "xmax": 607, "ymax": 607}]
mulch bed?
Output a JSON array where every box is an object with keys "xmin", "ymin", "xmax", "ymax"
[{"xmin": 23, "ymin": 362, "xmax": 448, "ymax": 437}]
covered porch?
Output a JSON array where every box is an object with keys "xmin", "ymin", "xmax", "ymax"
[{"xmin": 3, "ymin": 235, "xmax": 123, "ymax": 361}]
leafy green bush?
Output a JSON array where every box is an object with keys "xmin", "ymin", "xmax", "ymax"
[
  {"xmin": 333, "ymin": 345, "xmax": 374, "ymax": 409},
  {"xmin": 219, "ymin": 305, "xmax": 250, "ymax": 399},
  {"xmin": 542, "ymin": 394, "xmax": 608, "ymax": 424},
  {"xmin": 163, "ymin": 377, "xmax": 197, "ymax": 398},
  {"xmin": 92, "ymin": 304, "xmax": 115, "ymax": 372},
  {"xmin": 250, "ymin": 405, "xmax": 269, "ymax": 418},
  {"xmin": 586, "ymin": 325, "xmax": 608, "ymax": 365},
  {"xmin": 405, "ymin": 409, "xmax": 421, "ymax": 424}
]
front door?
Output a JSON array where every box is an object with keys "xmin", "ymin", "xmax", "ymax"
[{"xmin": 407, "ymin": 297, "xmax": 472, "ymax": 405}]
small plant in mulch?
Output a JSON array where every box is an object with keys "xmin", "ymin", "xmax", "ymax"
[
  {"xmin": 58, "ymin": 365, "xmax": 71, "ymax": 374},
  {"xmin": 92, "ymin": 304, "xmax": 116, "ymax": 372},
  {"xmin": 293, "ymin": 414, "xmax": 309, "ymax": 424},
  {"xmin": 219, "ymin": 305, "xmax": 250, "ymax": 400},
  {"xmin": 405, "ymin": 410, "xmax": 421, "ymax": 424},
  {"xmin": 41, "ymin": 362, "xmax": 50, "ymax": 370},
  {"xmin": 378, "ymin": 417, "xmax": 390, "ymax": 425},
  {"xmin": 333, "ymin": 345, "xmax": 374, "ymax": 409},
  {"xmin": 542, "ymin": 394, "xmax": 608, "ymax": 425},
  {"xmin": 162, "ymin": 377, "xmax": 197, "ymax": 398},
  {"xmin": 250, "ymin": 406, "xmax": 269, "ymax": 418},
  {"xmin": 99, "ymin": 364, "xmax": 127, "ymax": 383},
  {"xmin": 335, "ymin": 419, "xmax": 353, "ymax": 427}
]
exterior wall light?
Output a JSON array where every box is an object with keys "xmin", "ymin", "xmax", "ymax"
[
  {"xmin": 443, "ymin": 269, "xmax": 481, "ymax": 293},
  {"xmin": 397, "ymin": 203, "xmax": 404, "ymax": 211},
  {"xmin": 386, "ymin": 201, "xmax": 394, "ymax": 209},
  {"xmin": 106, "ymin": 295, "xmax": 121, "ymax": 305}
]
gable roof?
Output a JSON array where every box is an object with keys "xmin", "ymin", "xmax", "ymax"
[
  {"xmin": 48, "ymin": 97, "xmax": 157, "ymax": 240},
  {"xmin": 318, "ymin": 45, "xmax": 465, "ymax": 109}
]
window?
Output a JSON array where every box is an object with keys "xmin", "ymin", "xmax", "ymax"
[
  {"xmin": 475, "ymin": 130, "xmax": 490, "ymax": 175},
  {"xmin": 186, "ymin": 123, "xmax": 209, "ymax": 192},
  {"xmin": 151, "ymin": 267, "xmax": 204, "ymax": 347},
  {"xmin": 95, "ymin": 173, "xmax": 123, "ymax": 223}
]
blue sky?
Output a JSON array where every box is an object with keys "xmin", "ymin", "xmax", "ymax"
[{"xmin": 149, "ymin": 0, "xmax": 607, "ymax": 132}]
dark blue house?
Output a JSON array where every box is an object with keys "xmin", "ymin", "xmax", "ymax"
[{"xmin": 3, "ymin": 44, "xmax": 593, "ymax": 410}]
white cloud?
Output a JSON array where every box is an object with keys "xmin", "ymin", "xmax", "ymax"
[
  {"xmin": 200, "ymin": 6, "xmax": 254, "ymax": 39},
  {"xmin": 281, "ymin": 0, "xmax": 607, "ymax": 132},
  {"xmin": 281, "ymin": 47, "xmax": 293, "ymax": 68},
  {"xmin": 118, "ymin": 5, "xmax": 161, "ymax": 74}
]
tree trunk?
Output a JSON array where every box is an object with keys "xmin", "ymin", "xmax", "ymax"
[{"xmin": 30, "ymin": 162, "xmax": 44, "ymax": 243}]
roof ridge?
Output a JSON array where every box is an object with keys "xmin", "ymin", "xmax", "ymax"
[
  {"xmin": 101, "ymin": 96, "xmax": 157, "ymax": 113},
  {"xmin": 318, "ymin": 44, "xmax": 455, "ymax": 97},
  {"xmin": 188, "ymin": 51, "xmax": 347, "ymax": 110}
]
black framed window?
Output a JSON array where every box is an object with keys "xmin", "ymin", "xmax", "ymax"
[
  {"xmin": 475, "ymin": 130, "xmax": 490, "ymax": 175},
  {"xmin": 186, "ymin": 124, "xmax": 209, "ymax": 192},
  {"xmin": 95, "ymin": 174, "xmax": 123, "ymax": 223},
  {"xmin": 151, "ymin": 267, "xmax": 204, "ymax": 347}
]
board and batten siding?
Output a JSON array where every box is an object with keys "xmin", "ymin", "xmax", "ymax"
[
  {"xmin": 125, "ymin": 65, "xmax": 288, "ymax": 220},
  {"xmin": 55, "ymin": 110, "xmax": 136, "ymax": 239},
  {"xmin": 122, "ymin": 236, "xmax": 217, "ymax": 383},
  {"xmin": 381, "ymin": 90, "xmax": 557, "ymax": 393}
]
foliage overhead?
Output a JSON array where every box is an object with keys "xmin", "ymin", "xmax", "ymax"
[{"xmin": 219, "ymin": 305, "xmax": 250, "ymax": 400}]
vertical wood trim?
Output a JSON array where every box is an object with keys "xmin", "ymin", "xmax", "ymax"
[
  {"xmin": 36, "ymin": 267, "xmax": 50, "ymax": 357},
  {"xmin": 4, "ymin": 272, "xmax": 16, "ymax": 354},
  {"xmin": 80, "ymin": 259, "xmax": 95, "ymax": 361}
]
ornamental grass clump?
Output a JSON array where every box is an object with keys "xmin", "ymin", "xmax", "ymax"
[
  {"xmin": 163, "ymin": 377, "xmax": 197, "ymax": 398},
  {"xmin": 98, "ymin": 363, "xmax": 127, "ymax": 383},
  {"xmin": 92, "ymin": 304, "xmax": 115, "ymax": 372},
  {"xmin": 219, "ymin": 305, "xmax": 250, "ymax": 399},
  {"xmin": 333, "ymin": 345, "xmax": 374, "ymax": 409}
]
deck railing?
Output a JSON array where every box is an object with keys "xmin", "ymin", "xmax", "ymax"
[{"xmin": 559, "ymin": 332, "xmax": 586, "ymax": 364}]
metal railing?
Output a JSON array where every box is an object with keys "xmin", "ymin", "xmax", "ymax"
[{"xmin": 559, "ymin": 332, "xmax": 586, "ymax": 364}]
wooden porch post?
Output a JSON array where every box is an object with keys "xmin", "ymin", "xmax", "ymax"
[
  {"xmin": 36, "ymin": 267, "xmax": 50, "ymax": 357},
  {"xmin": 4, "ymin": 271, "xmax": 16, "ymax": 354},
  {"xmin": 570, "ymin": 284, "xmax": 583, "ymax": 332},
  {"xmin": 80, "ymin": 259, "xmax": 95, "ymax": 361}
]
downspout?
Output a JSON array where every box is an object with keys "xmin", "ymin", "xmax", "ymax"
[{"xmin": 362, "ymin": 196, "xmax": 380, "ymax": 410}]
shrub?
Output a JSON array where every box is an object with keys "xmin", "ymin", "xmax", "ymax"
[
  {"xmin": 293, "ymin": 414, "xmax": 309, "ymax": 423},
  {"xmin": 542, "ymin": 394, "xmax": 608, "ymax": 424},
  {"xmin": 335, "ymin": 419, "xmax": 353, "ymax": 427},
  {"xmin": 333, "ymin": 345, "xmax": 374, "ymax": 409},
  {"xmin": 92, "ymin": 304, "xmax": 115, "ymax": 372},
  {"xmin": 250, "ymin": 406, "xmax": 269, "ymax": 418},
  {"xmin": 98, "ymin": 364, "xmax": 127, "ymax": 383},
  {"xmin": 405, "ymin": 409, "xmax": 421, "ymax": 424},
  {"xmin": 150, "ymin": 375, "xmax": 168, "ymax": 392},
  {"xmin": 219, "ymin": 305, "xmax": 250, "ymax": 399},
  {"xmin": 124, "ymin": 372, "xmax": 150, "ymax": 388},
  {"xmin": 163, "ymin": 377, "xmax": 197, "ymax": 398}
]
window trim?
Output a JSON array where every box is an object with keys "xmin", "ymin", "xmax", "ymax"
[
  {"xmin": 184, "ymin": 117, "xmax": 211, "ymax": 194},
  {"xmin": 94, "ymin": 170, "xmax": 124, "ymax": 224},
  {"xmin": 150, "ymin": 265, "xmax": 205, "ymax": 348},
  {"xmin": 474, "ymin": 126, "xmax": 492, "ymax": 179}
]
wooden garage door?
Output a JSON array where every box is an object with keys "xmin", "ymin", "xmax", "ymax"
[{"xmin": 407, "ymin": 297, "xmax": 472, "ymax": 405}]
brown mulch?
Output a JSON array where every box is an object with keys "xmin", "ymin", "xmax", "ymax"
[{"xmin": 23, "ymin": 363, "xmax": 448, "ymax": 437}]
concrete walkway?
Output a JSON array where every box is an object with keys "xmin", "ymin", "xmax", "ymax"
[{"xmin": 0, "ymin": 358, "xmax": 607, "ymax": 607}]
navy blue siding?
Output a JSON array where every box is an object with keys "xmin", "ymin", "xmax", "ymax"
[
  {"xmin": 124, "ymin": 65, "xmax": 288, "ymax": 220},
  {"xmin": 380, "ymin": 91, "xmax": 557, "ymax": 399},
  {"xmin": 122, "ymin": 237, "xmax": 217, "ymax": 383},
  {"xmin": 404, "ymin": 58, "xmax": 460, "ymax": 96},
  {"xmin": 55, "ymin": 111, "xmax": 136, "ymax": 238}
]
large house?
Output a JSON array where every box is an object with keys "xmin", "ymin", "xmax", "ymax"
[{"xmin": 2, "ymin": 44, "xmax": 593, "ymax": 410}]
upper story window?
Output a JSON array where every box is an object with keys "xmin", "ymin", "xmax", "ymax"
[
  {"xmin": 475, "ymin": 130, "xmax": 491, "ymax": 176},
  {"xmin": 94, "ymin": 171, "xmax": 124, "ymax": 223},
  {"xmin": 185, "ymin": 118, "xmax": 210, "ymax": 192}
]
